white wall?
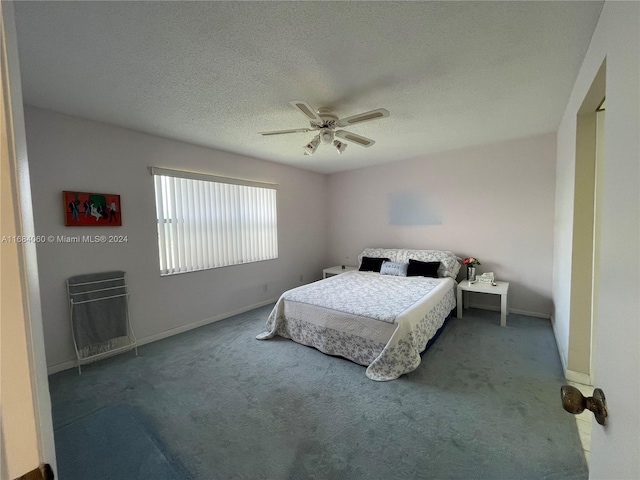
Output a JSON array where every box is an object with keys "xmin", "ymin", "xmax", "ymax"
[
  {"xmin": 554, "ymin": 2, "xmax": 639, "ymax": 478},
  {"xmin": 327, "ymin": 133, "xmax": 557, "ymax": 317},
  {"xmin": 24, "ymin": 106, "xmax": 328, "ymax": 371}
]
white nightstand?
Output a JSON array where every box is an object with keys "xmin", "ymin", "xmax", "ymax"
[
  {"xmin": 323, "ymin": 265, "xmax": 357, "ymax": 278},
  {"xmin": 457, "ymin": 280, "xmax": 510, "ymax": 326}
]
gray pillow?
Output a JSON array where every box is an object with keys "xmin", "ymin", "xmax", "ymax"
[{"xmin": 380, "ymin": 261, "xmax": 408, "ymax": 277}]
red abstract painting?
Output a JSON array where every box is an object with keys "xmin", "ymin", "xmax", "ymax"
[{"xmin": 63, "ymin": 191, "xmax": 122, "ymax": 226}]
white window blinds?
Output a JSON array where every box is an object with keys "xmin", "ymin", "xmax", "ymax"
[{"xmin": 151, "ymin": 167, "xmax": 278, "ymax": 275}]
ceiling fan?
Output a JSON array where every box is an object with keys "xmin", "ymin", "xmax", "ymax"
[{"xmin": 259, "ymin": 100, "xmax": 390, "ymax": 155}]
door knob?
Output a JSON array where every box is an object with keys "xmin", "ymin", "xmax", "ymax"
[{"xmin": 561, "ymin": 385, "xmax": 608, "ymax": 425}]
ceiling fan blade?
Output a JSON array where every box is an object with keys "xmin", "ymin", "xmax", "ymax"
[
  {"xmin": 336, "ymin": 108, "xmax": 389, "ymax": 127},
  {"xmin": 259, "ymin": 128, "xmax": 313, "ymax": 136},
  {"xmin": 335, "ymin": 130, "xmax": 376, "ymax": 147},
  {"xmin": 290, "ymin": 100, "xmax": 322, "ymax": 123}
]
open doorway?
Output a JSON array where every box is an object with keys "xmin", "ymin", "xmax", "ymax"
[{"xmin": 566, "ymin": 60, "xmax": 605, "ymax": 386}]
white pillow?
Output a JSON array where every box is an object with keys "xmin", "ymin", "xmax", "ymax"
[
  {"xmin": 380, "ymin": 261, "xmax": 408, "ymax": 277},
  {"xmin": 358, "ymin": 248, "xmax": 401, "ymax": 266}
]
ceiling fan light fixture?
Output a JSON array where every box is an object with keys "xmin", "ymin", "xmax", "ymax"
[
  {"xmin": 333, "ymin": 140, "xmax": 347, "ymax": 154},
  {"xmin": 303, "ymin": 135, "xmax": 320, "ymax": 155},
  {"xmin": 320, "ymin": 128, "xmax": 334, "ymax": 144}
]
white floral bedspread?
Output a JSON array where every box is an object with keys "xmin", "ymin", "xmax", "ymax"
[{"xmin": 257, "ymin": 271, "xmax": 456, "ymax": 381}]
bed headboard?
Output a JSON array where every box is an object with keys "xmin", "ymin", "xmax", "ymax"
[{"xmin": 358, "ymin": 248, "xmax": 461, "ymax": 279}]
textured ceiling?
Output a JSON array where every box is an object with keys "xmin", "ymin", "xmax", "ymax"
[{"xmin": 14, "ymin": 1, "xmax": 602, "ymax": 174}]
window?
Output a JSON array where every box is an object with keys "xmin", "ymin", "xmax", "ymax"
[{"xmin": 151, "ymin": 167, "xmax": 278, "ymax": 275}]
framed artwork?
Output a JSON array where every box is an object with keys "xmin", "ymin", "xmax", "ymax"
[{"xmin": 63, "ymin": 191, "xmax": 122, "ymax": 226}]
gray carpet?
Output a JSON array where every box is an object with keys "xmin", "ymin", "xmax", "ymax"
[
  {"xmin": 49, "ymin": 305, "xmax": 588, "ymax": 480},
  {"xmin": 55, "ymin": 404, "xmax": 189, "ymax": 480}
]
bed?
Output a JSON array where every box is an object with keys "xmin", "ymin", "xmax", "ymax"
[{"xmin": 256, "ymin": 248, "xmax": 460, "ymax": 381}]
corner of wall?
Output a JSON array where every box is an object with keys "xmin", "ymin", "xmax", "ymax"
[{"xmin": 550, "ymin": 313, "xmax": 568, "ymax": 375}]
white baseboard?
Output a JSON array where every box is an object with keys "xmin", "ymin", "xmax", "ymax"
[
  {"xmin": 508, "ymin": 308, "xmax": 550, "ymax": 319},
  {"xmin": 467, "ymin": 302, "xmax": 551, "ymax": 319},
  {"xmin": 137, "ymin": 297, "xmax": 278, "ymax": 346},
  {"xmin": 47, "ymin": 297, "xmax": 279, "ymax": 375},
  {"xmin": 48, "ymin": 360, "xmax": 77, "ymax": 375}
]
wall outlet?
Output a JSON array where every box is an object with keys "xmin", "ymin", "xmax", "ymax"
[
  {"xmin": 263, "ymin": 284, "xmax": 268, "ymax": 293},
  {"xmin": 300, "ymin": 274, "xmax": 304, "ymax": 282}
]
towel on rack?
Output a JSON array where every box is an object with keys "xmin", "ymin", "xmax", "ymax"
[{"xmin": 68, "ymin": 271, "xmax": 129, "ymax": 350}]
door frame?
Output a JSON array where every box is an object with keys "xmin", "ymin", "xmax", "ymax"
[
  {"xmin": 1, "ymin": 1, "xmax": 57, "ymax": 475},
  {"xmin": 565, "ymin": 61, "xmax": 606, "ymax": 386}
]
